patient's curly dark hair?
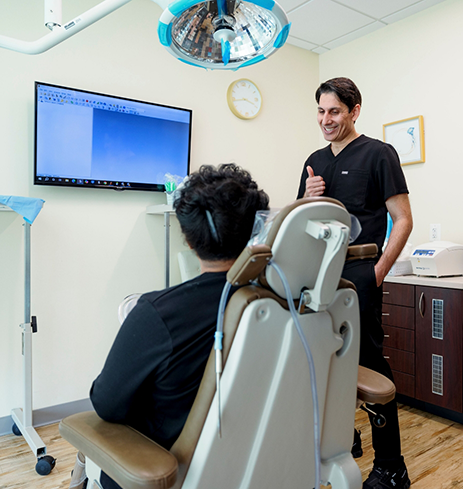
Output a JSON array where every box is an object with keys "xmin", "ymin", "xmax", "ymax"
[{"xmin": 174, "ymin": 164, "xmax": 269, "ymax": 261}]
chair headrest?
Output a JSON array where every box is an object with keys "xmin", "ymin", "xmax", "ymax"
[{"xmin": 228, "ymin": 197, "xmax": 351, "ymax": 309}]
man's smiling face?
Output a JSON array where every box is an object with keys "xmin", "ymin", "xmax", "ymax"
[{"xmin": 317, "ymin": 92, "xmax": 359, "ymax": 145}]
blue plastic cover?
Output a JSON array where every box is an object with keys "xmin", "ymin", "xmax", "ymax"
[
  {"xmin": 246, "ymin": 0, "xmax": 275, "ymax": 11},
  {"xmin": 178, "ymin": 58, "xmax": 207, "ymax": 69},
  {"xmin": 274, "ymin": 22, "xmax": 291, "ymax": 48},
  {"xmin": 238, "ymin": 54, "xmax": 266, "ymax": 69},
  {"xmin": 157, "ymin": 21, "xmax": 172, "ymax": 47},
  {"xmin": 221, "ymin": 39, "xmax": 231, "ymax": 66},
  {"xmin": 0, "ymin": 195, "xmax": 44, "ymax": 224},
  {"xmin": 169, "ymin": 0, "xmax": 202, "ymax": 17},
  {"xmin": 217, "ymin": 0, "xmax": 227, "ymax": 16}
]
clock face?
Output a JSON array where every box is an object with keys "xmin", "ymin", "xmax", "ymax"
[{"xmin": 227, "ymin": 79, "xmax": 262, "ymax": 120}]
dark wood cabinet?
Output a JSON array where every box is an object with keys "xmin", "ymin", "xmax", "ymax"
[
  {"xmin": 415, "ymin": 286, "xmax": 463, "ymax": 412},
  {"xmin": 382, "ymin": 304, "xmax": 414, "ymax": 330},
  {"xmin": 382, "ymin": 282, "xmax": 416, "ymax": 397},
  {"xmin": 383, "ymin": 282, "xmax": 415, "ymax": 308},
  {"xmin": 383, "ymin": 281, "xmax": 463, "ymax": 414}
]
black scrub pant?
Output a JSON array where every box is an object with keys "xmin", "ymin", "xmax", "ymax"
[{"xmin": 343, "ymin": 259, "xmax": 403, "ymax": 468}]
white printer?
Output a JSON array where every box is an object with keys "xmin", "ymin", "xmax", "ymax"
[{"xmin": 411, "ymin": 241, "xmax": 463, "ymax": 277}]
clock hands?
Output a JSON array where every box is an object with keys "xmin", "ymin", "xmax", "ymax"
[{"xmin": 234, "ymin": 97, "xmax": 257, "ymax": 108}]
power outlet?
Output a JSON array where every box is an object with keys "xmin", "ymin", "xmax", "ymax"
[{"xmin": 430, "ymin": 223, "xmax": 441, "ymax": 242}]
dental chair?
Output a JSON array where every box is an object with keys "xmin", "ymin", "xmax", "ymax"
[{"xmin": 59, "ymin": 197, "xmax": 395, "ymax": 489}]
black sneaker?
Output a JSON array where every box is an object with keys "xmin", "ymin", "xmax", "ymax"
[
  {"xmin": 352, "ymin": 429, "xmax": 363, "ymax": 458},
  {"xmin": 363, "ymin": 464, "xmax": 411, "ymax": 489}
]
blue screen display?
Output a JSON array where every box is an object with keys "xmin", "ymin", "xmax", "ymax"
[{"xmin": 34, "ymin": 82, "xmax": 192, "ymax": 191}]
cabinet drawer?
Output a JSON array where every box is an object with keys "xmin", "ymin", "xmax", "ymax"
[
  {"xmin": 382, "ymin": 304, "xmax": 414, "ymax": 330},
  {"xmin": 383, "ymin": 283, "xmax": 414, "ymax": 307},
  {"xmin": 383, "ymin": 325, "xmax": 414, "ymax": 352},
  {"xmin": 383, "ymin": 347, "xmax": 415, "ymax": 375},
  {"xmin": 392, "ymin": 370, "xmax": 415, "ymax": 397}
]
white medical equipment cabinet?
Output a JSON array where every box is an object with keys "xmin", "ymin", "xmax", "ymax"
[
  {"xmin": 0, "ymin": 196, "xmax": 55, "ymax": 476},
  {"xmin": 411, "ymin": 241, "xmax": 463, "ymax": 277}
]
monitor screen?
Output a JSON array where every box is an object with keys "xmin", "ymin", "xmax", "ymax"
[{"xmin": 34, "ymin": 82, "xmax": 192, "ymax": 191}]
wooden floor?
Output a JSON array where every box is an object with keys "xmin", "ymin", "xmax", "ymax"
[
  {"xmin": 1, "ymin": 404, "xmax": 463, "ymax": 488},
  {"xmin": 0, "ymin": 422, "xmax": 78, "ymax": 489},
  {"xmin": 355, "ymin": 404, "xmax": 463, "ymax": 488}
]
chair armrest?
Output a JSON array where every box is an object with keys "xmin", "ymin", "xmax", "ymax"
[
  {"xmin": 346, "ymin": 244, "xmax": 378, "ymax": 261},
  {"xmin": 357, "ymin": 366, "xmax": 396, "ymax": 405},
  {"xmin": 59, "ymin": 411, "xmax": 178, "ymax": 489}
]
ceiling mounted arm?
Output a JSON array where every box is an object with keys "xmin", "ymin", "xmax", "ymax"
[
  {"xmin": 44, "ymin": 0, "xmax": 62, "ymax": 30},
  {"xmin": 0, "ymin": 0, "xmax": 132, "ymax": 55}
]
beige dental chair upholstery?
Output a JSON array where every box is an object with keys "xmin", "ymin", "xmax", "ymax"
[{"xmin": 60, "ymin": 197, "xmax": 394, "ymax": 489}]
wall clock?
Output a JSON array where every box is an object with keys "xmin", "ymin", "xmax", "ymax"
[{"xmin": 227, "ymin": 79, "xmax": 262, "ymax": 120}]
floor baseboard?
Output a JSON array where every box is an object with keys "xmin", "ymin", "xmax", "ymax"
[{"xmin": 0, "ymin": 398, "xmax": 93, "ymax": 436}]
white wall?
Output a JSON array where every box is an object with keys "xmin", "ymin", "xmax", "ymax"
[
  {"xmin": 0, "ymin": 0, "xmax": 319, "ymax": 418},
  {"xmin": 319, "ymin": 0, "xmax": 463, "ymax": 248}
]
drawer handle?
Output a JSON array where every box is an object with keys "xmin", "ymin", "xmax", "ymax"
[
  {"xmin": 383, "ymin": 291, "xmax": 390, "ymax": 295},
  {"xmin": 384, "ymin": 334, "xmax": 390, "ymax": 338},
  {"xmin": 382, "ymin": 313, "xmax": 390, "ymax": 316},
  {"xmin": 384, "ymin": 356, "xmax": 390, "ymax": 359},
  {"xmin": 419, "ymin": 292, "xmax": 425, "ymax": 318}
]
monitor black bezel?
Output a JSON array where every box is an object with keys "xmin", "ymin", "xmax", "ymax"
[{"xmin": 34, "ymin": 81, "xmax": 192, "ymax": 192}]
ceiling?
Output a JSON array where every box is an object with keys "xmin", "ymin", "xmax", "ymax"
[
  {"xmin": 279, "ymin": 0, "xmax": 446, "ymax": 54},
  {"xmin": 0, "ymin": 0, "xmax": 448, "ymax": 55}
]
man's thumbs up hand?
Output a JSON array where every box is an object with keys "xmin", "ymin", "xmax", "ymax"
[{"xmin": 304, "ymin": 166, "xmax": 325, "ymax": 197}]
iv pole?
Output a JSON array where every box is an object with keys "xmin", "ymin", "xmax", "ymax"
[{"xmin": 9, "ymin": 219, "xmax": 55, "ymax": 475}]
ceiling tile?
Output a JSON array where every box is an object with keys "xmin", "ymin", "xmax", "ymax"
[
  {"xmin": 278, "ymin": 0, "xmax": 316, "ymax": 14},
  {"xmin": 287, "ymin": 0, "xmax": 374, "ymax": 46},
  {"xmin": 382, "ymin": 0, "xmax": 447, "ymax": 24},
  {"xmin": 323, "ymin": 21, "xmax": 386, "ymax": 50},
  {"xmin": 286, "ymin": 35, "xmax": 319, "ymax": 50},
  {"xmin": 331, "ymin": 0, "xmax": 420, "ymax": 20}
]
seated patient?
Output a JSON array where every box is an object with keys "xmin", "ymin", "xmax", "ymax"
[{"xmin": 89, "ymin": 164, "xmax": 269, "ymax": 489}]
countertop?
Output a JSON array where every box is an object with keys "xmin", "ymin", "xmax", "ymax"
[
  {"xmin": 385, "ymin": 274, "xmax": 463, "ymax": 290},
  {"xmin": 146, "ymin": 204, "xmax": 173, "ymax": 215}
]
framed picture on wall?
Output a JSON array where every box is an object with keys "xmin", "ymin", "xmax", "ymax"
[{"xmin": 383, "ymin": 115, "xmax": 425, "ymax": 165}]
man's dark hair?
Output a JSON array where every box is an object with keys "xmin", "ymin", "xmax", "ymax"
[
  {"xmin": 315, "ymin": 77, "xmax": 362, "ymax": 112},
  {"xmin": 174, "ymin": 164, "xmax": 269, "ymax": 261}
]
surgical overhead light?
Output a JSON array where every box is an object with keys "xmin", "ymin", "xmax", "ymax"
[
  {"xmin": 158, "ymin": 0, "xmax": 291, "ymax": 69},
  {"xmin": 0, "ymin": 0, "xmax": 290, "ymax": 70}
]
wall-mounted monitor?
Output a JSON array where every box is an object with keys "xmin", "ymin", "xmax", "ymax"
[{"xmin": 34, "ymin": 82, "xmax": 192, "ymax": 191}]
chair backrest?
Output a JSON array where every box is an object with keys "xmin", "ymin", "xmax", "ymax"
[
  {"xmin": 169, "ymin": 285, "xmax": 284, "ymax": 488},
  {"xmin": 169, "ymin": 197, "xmax": 360, "ymax": 488}
]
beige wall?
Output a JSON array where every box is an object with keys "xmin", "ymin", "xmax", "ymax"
[
  {"xmin": 319, "ymin": 0, "xmax": 463, "ymax": 248},
  {"xmin": 0, "ymin": 0, "xmax": 318, "ymax": 417},
  {"xmin": 4, "ymin": 0, "xmax": 458, "ymax": 421}
]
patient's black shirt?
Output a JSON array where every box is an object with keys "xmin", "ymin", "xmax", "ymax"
[{"xmin": 91, "ymin": 272, "xmax": 230, "ymax": 488}]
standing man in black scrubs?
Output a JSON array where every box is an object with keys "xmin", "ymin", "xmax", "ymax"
[{"xmin": 297, "ymin": 78, "xmax": 413, "ymax": 489}]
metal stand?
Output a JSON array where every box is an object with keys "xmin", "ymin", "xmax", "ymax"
[
  {"xmin": 10, "ymin": 222, "xmax": 55, "ymax": 475},
  {"xmin": 146, "ymin": 204, "xmax": 174, "ymax": 288},
  {"xmin": 164, "ymin": 211, "xmax": 171, "ymax": 288}
]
